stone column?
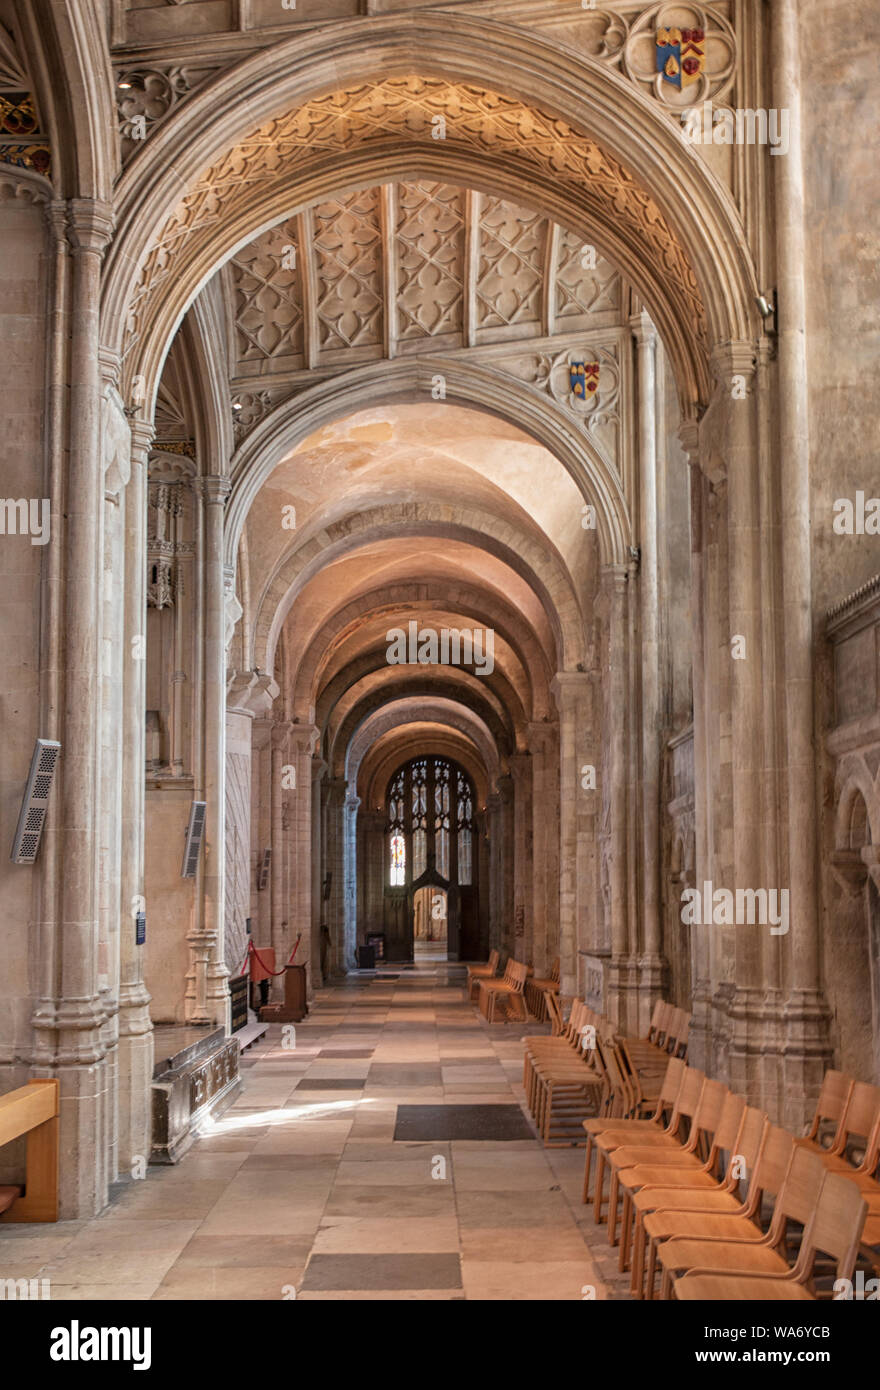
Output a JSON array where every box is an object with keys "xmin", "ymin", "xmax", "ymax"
[
  {"xmin": 97, "ymin": 382, "xmax": 130, "ymax": 1189},
  {"xmin": 771, "ymin": 0, "xmax": 831, "ymax": 1118},
  {"xmin": 497, "ymin": 774, "xmax": 515, "ymax": 960},
  {"xmin": 527, "ymin": 721, "xmax": 559, "ymax": 980},
  {"xmin": 288, "ymin": 725, "xmax": 319, "ymax": 992},
  {"xmin": 486, "ymin": 790, "xmax": 503, "ymax": 954},
  {"xmin": 681, "ymin": 422, "xmax": 713, "ymax": 1073},
  {"xmin": 632, "ymin": 314, "xmax": 664, "ymax": 1009},
  {"xmin": 713, "ymin": 343, "xmax": 764, "ymax": 1097},
  {"xmin": 311, "ymin": 757, "xmax": 327, "ymax": 983},
  {"xmin": 551, "ymin": 673, "xmax": 594, "ymax": 996},
  {"xmin": 601, "ymin": 563, "xmax": 633, "ymax": 1029},
  {"xmin": 344, "ymin": 790, "xmax": 361, "ymax": 968},
  {"xmin": 508, "ymin": 753, "xmax": 533, "ymax": 967},
  {"xmin": 50, "ymin": 199, "xmax": 114, "ymax": 1216},
  {"xmin": 270, "ymin": 719, "xmax": 294, "ymax": 985},
  {"xmin": 192, "ymin": 476, "xmax": 231, "ymax": 1029},
  {"xmin": 324, "ymin": 778, "xmax": 348, "ymax": 974},
  {"xmin": 117, "ymin": 418, "xmax": 155, "ymax": 1174}
]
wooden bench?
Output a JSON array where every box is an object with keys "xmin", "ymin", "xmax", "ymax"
[{"xmin": 0, "ymin": 1079, "xmax": 59, "ymax": 1222}]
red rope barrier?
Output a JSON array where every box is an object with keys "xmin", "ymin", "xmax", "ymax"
[{"xmin": 247, "ymin": 934, "xmax": 303, "ymax": 978}]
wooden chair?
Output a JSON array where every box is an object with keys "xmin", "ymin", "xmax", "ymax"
[
  {"xmin": 797, "ymin": 1069, "xmax": 853, "ymax": 1157},
  {"xmin": 531, "ymin": 1027, "xmax": 609, "ymax": 1147},
  {"xmin": 812, "ymin": 1080, "xmax": 880, "ymax": 1178},
  {"xmin": 478, "ymin": 959, "xmax": 529, "ymax": 1022},
  {"xmin": 0, "ymin": 1079, "xmax": 60, "ymax": 1223},
  {"xmin": 524, "ymin": 957, "xmax": 560, "ymax": 1021},
  {"xmin": 658, "ymin": 1142, "xmax": 827, "ymax": 1298},
  {"xmin": 582, "ymin": 1056, "xmax": 687, "ymax": 1211},
  {"xmin": 639, "ymin": 1118, "xmax": 791, "ymax": 1300},
  {"xmin": 622, "ymin": 1093, "xmax": 756, "ymax": 1293},
  {"xmin": 593, "ymin": 1066, "xmax": 706, "ymax": 1232},
  {"xmin": 466, "ymin": 948, "xmax": 500, "ymax": 1001},
  {"xmin": 612, "ymin": 1080, "xmax": 737, "ymax": 1267},
  {"xmin": 646, "ymin": 999, "xmax": 667, "ymax": 1047},
  {"xmin": 674, "ymin": 1167, "xmax": 868, "ymax": 1302},
  {"xmin": 522, "ymin": 998, "xmax": 588, "ymax": 1113}
]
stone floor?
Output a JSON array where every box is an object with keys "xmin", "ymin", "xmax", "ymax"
[{"xmin": 0, "ymin": 961, "xmax": 632, "ymax": 1301}]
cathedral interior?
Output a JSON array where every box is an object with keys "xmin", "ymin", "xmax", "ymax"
[{"xmin": 0, "ymin": 0, "xmax": 879, "ymax": 1327}]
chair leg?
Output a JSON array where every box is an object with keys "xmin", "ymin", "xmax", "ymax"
[
  {"xmin": 631, "ymin": 1216, "xmax": 646, "ymax": 1297},
  {"xmin": 645, "ymin": 1237, "xmax": 658, "ymax": 1301},
  {"xmin": 593, "ymin": 1150, "xmax": 607, "ymax": 1224},
  {"xmin": 582, "ymin": 1138, "xmax": 594, "ymax": 1205},
  {"xmin": 607, "ymin": 1169, "xmax": 620, "ymax": 1245},
  {"xmin": 618, "ymin": 1190, "xmax": 632, "ymax": 1271}
]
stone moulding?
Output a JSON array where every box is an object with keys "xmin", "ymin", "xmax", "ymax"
[{"xmin": 100, "ymin": 14, "xmax": 758, "ymax": 417}]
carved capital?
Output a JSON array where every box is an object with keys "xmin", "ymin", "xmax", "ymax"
[
  {"xmin": 829, "ymin": 848, "xmax": 868, "ymax": 897},
  {"xmin": 197, "ymin": 474, "xmax": 232, "ymax": 505},
  {"xmin": 271, "ymin": 719, "xmax": 295, "ymax": 751},
  {"xmin": 710, "ymin": 339, "xmax": 758, "ymax": 391},
  {"xmin": 67, "ymin": 198, "xmax": 115, "ymax": 257},
  {"xmin": 290, "ymin": 723, "xmax": 321, "ymax": 757},
  {"xmin": 678, "ymin": 418, "xmax": 701, "ymax": 465},
  {"xmin": 550, "ymin": 670, "xmax": 592, "ymax": 717},
  {"xmin": 629, "ymin": 308, "xmax": 657, "ymax": 351}
]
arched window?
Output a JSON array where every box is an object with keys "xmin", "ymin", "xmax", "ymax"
[
  {"xmin": 388, "ymin": 768, "xmax": 406, "ymax": 884},
  {"xmin": 386, "ymin": 756, "xmax": 475, "ymax": 887},
  {"xmin": 456, "ymin": 768, "xmax": 473, "ymax": 886}
]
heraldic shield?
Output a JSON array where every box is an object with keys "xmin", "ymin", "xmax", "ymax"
[
  {"xmin": 656, "ymin": 25, "xmax": 705, "ymax": 89},
  {"xmin": 569, "ymin": 361, "xmax": 600, "ymax": 401}
]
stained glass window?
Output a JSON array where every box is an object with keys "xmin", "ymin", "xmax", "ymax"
[
  {"xmin": 412, "ymin": 759, "xmax": 428, "ymax": 880},
  {"xmin": 434, "ymin": 760, "xmax": 450, "ymax": 880},
  {"xmin": 390, "ymin": 833, "xmax": 405, "ymax": 885},
  {"xmin": 385, "ymin": 756, "xmax": 475, "ymax": 889},
  {"xmin": 456, "ymin": 769, "xmax": 473, "ymax": 886}
]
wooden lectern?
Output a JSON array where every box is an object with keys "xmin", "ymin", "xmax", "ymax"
[{"xmin": 258, "ymin": 964, "xmax": 308, "ymax": 1023}]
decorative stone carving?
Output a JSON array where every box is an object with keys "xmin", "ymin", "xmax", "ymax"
[
  {"xmin": 115, "ymin": 64, "xmax": 220, "ymax": 163},
  {"xmin": 555, "ymin": 228, "xmax": 622, "ymax": 323},
  {"xmin": 224, "ymin": 567, "xmax": 243, "ymax": 651},
  {"xmin": 313, "ymin": 188, "xmax": 383, "ymax": 350},
  {"xmin": 396, "ymin": 181, "xmax": 465, "ymax": 341},
  {"xmin": 491, "ymin": 342, "xmax": 621, "ymax": 466},
  {"xmin": 622, "ymin": 3, "xmax": 737, "ymax": 111},
  {"xmin": 230, "ymin": 217, "xmax": 303, "ymax": 362},
  {"xmin": 147, "ymin": 480, "xmax": 187, "ymax": 608},
  {"xmin": 476, "ymin": 196, "xmax": 545, "ymax": 329},
  {"xmin": 125, "ymin": 77, "xmax": 708, "ymax": 363}
]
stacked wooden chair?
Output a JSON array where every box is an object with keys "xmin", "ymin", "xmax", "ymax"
[
  {"xmin": 477, "ymin": 958, "xmax": 529, "ymax": 1023},
  {"xmin": 466, "ymin": 948, "xmax": 500, "ymax": 1001},
  {"xmin": 524, "ymin": 957, "xmax": 560, "ymax": 1022},
  {"xmin": 521, "ymin": 999, "xmax": 611, "ymax": 1145},
  {"xmin": 579, "ymin": 1058, "xmax": 880, "ymax": 1302}
]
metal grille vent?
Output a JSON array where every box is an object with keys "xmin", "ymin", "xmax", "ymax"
[
  {"xmin": 11, "ymin": 739, "xmax": 61, "ymax": 865},
  {"xmin": 181, "ymin": 801, "xmax": 207, "ymax": 878}
]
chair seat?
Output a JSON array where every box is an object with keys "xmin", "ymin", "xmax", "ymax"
[
  {"xmin": 675, "ymin": 1274, "xmax": 812, "ymax": 1301},
  {"xmin": 611, "ymin": 1144, "xmax": 700, "ymax": 1170},
  {"xmin": 644, "ymin": 1209, "xmax": 761, "ymax": 1243},
  {"xmin": 620, "ymin": 1165, "xmax": 718, "ymax": 1191},
  {"xmin": 659, "ymin": 1236, "xmax": 788, "ymax": 1278},
  {"xmin": 635, "ymin": 1186, "xmax": 744, "ymax": 1216}
]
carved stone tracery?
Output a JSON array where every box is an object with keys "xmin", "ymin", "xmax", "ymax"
[{"xmin": 124, "ymin": 76, "xmax": 708, "ymax": 366}]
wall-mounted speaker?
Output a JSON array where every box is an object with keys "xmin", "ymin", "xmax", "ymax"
[
  {"xmin": 181, "ymin": 801, "xmax": 207, "ymax": 878},
  {"xmin": 11, "ymin": 739, "xmax": 61, "ymax": 865}
]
